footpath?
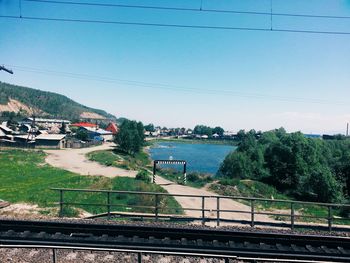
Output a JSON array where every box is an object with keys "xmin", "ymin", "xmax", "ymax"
[{"xmin": 44, "ymin": 143, "xmax": 274, "ymax": 224}]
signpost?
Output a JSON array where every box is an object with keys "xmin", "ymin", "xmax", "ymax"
[{"xmin": 153, "ymin": 160, "xmax": 187, "ymax": 185}]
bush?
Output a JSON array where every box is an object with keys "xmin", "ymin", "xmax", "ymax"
[{"xmin": 136, "ymin": 170, "xmax": 151, "ymax": 183}]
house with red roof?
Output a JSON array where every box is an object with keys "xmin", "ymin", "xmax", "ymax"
[
  {"xmin": 71, "ymin": 122, "xmax": 98, "ymax": 128},
  {"xmin": 106, "ymin": 122, "xmax": 118, "ymax": 134}
]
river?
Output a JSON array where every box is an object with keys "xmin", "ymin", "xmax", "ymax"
[{"xmin": 148, "ymin": 141, "xmax": 236, "ymax": 175}]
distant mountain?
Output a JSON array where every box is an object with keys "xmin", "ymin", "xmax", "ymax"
[{"xmin": 0, "ymin": 82, "xmax": 116, "ymax": 121}]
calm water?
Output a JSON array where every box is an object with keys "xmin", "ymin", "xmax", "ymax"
[{"xmin": 149, "ymin": 142, "xmax": 236, "ymax": 175}]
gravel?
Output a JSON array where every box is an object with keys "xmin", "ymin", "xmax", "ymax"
[{"xmin": 0, "ymin": 248, "xmax": 242, "ymax": 263}]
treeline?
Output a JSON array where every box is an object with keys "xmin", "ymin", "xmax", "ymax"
[
  {"xmin": 193, "ymin": 125, "xmax": 224, "ymax": 136},
  {"xmin": 219, "ymin": 128, "xmax": 350, "ymax": 203},
  {"xmin": 0, "ymin": 82, "xmax": 115, "ymax": 120}
]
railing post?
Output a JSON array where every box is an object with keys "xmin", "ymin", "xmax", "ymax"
[
  {"xmin": 216, "ymin": 197, "xmax": 220, "ymax": 226},
  {"xmin": 291, "ymin": 202, "xmax": 295, "ymax": 231},
  {"xmin": 201, "ymin": 196, "xmax": 205, "ymax": 225},
  {"xmin": 250, "ymin": 199, "xmax": 255, "ymax": 227},
  {"xmin": 137, "ymin": 252, "xmax": 142, "ymax": 263},
  {"xmin": 52, "ymin": 248, "xmax": 57, "ymax": 263},
  {"xmin": 155, "ymin": 194, "xmax": 159, "ymax": 221},
  {"xmin": 153, "ymin": 162, "xmax": 156, "ymax": 184},
  {"xmin": 107, "ymin": 191, "xmax": 111, "ymax": 219},
  {"xmin": 328, "ymin": 205, "xmax": 332, "ymax": 232},
  {"xmin": 59, "ymin": 190, "xmax": 64, "ymax": 217}
]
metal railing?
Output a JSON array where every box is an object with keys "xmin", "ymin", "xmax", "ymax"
[{"xmin": 52, "ymin": 188, "xmax": 350, "ymax": 232}]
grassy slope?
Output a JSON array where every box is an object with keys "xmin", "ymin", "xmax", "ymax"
[
  {"xmin": 87, "ymin": 149, "xmax": 152, "ymax": 171},
  {"xmin": 0, "ymin": 149, "xmax": 182, "ymax": 216},
  {"xmin": 0, "ymin": 82, "xmax": 115, "ymax": 120},
  {"xmin": 210, "ymin": 179, "xmax": 350, "ymax": 224},
  {"xmin": 87, "ymin": 149, "xmax": 213, "ymax": 188}
]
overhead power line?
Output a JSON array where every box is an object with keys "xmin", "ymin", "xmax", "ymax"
[
  {"xmin": 5, "ymin": 64, "xmax": 348, "ymax": 106},
  {"xmin": 0, "ymin": 65, "xmax": 13, "ymax": 74},
  {"xmin": 25, "ymin": 0, "xmax": 350, "ymax": 20},
  {"xmin": 1, "ymin": 15, "xmax": 350, "ymax": 35}
]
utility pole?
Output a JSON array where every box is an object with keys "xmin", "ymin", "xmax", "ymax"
[
  {"xmin": 347, "ymin": 122, "xmax": 349, "ymax": 137},
  {"xmin": 0, "ymin": 65, "xmax": 13, "ymax": 74}
]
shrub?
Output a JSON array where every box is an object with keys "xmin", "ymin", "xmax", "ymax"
[{"xmin": 136, "ymin": 170, "xmax": 151, "ymax": 183}]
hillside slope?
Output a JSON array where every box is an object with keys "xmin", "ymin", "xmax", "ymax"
[{"xmin": 0, "ymin": 82, "xmax": 116, "ymax": 120}]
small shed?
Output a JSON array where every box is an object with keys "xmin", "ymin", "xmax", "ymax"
[{"xmin": 35, "ymin": 134, "xmax": 67, "ymax": 149}]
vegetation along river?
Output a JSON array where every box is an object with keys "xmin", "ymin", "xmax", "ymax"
[{"xmin": 149, "ymin": 142, "xmax": 236, "ymax": 175}]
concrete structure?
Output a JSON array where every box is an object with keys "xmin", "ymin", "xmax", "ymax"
[{"xmin": 35, "ymin": 134, "xmax": 67, "ymax": 149}]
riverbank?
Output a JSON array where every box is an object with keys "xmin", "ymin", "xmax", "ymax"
[{"xmin": 147, "ymin": 137, "xmax": 238, "ymax": 146}]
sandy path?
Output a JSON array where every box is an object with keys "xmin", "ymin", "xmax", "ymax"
[
  {"xmin": 44, "ymin": 144, "xmax": 273, "ymax": 223},
  {"xmin": 45, "ymin": 143, "xmax": 137, "ymax": 178}
]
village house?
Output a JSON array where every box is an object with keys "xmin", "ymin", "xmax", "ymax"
[
  {"xmin": 71, "ymin": 122, "xmax": 98, "ymax": 128},
  {"xmin": 105, "ymin": 122, "xmax": 118, "ymax": 134},
  {"xmin": 78, "ymin": 127, "xmax": 113, "ymax": 141},
  {"xmin": 22, "ymin": 118, "xmax": 70, "ymax": 134},
  {"xmin": 35, "ymin": 134, "xmax": 67, "ymax": 149}
]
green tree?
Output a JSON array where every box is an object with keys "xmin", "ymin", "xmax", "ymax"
[
  {"xmin": 76, "ymin": 130, "xmax": 88, "ymax": 141},
  {"xmin": 194, "ymin": 125, "xmax": 213, "ymax": 136},
  {"xmin": 114, "ymin": 120, "xmax": 145, "ymax": 155},
  {"xmin": 144, "ymin": 123, "xmax": 155, "ymax": 132},
  {"xmin": 59, "ymin": 122, "xmax": 67, "ymax": 134},
  {"xmin": 213, "ymin": 126, "xmax": 224, "ymax": 136}
]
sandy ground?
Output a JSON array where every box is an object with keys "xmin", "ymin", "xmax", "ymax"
[
  {"xmin": 43, "ymin": 143, "xmax": 274, "ymax": 224},
  {"xmin": 45, "ymin": 143, "xmax": 137, "ymax": 178}
]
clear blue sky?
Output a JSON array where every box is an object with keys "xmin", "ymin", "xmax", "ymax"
[{"xmin": 1, "ymin": 0, "xmax": 350, "ymax": 134}]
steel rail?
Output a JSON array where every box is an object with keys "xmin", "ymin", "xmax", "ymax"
[{"xmin": 1, "ymin": 219, "xmax": 350, "ymax": 262}]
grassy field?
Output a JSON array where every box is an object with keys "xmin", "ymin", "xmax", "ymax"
[
  {"xmin": 87, "ymin": 149, "xmax": 152, "ymax": 170},
  {"xmin": 0, "ymin": 148, "xmax": 182, "ymax": 217}
]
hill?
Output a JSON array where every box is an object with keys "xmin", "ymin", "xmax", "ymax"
[{"xmin": 0, "ymin": 82, "xmax": 116, "ymax": 121}]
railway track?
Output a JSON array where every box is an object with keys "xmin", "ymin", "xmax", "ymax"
[{"xmin": 0, "ymin": 219, "xmax": 350, "ymax": 262}]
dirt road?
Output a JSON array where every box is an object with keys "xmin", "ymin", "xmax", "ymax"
[
  {"xmin": 44, "ymin": 144, "xmax": 273, "ymax": 223},
  {"xmin": 45, "ymin": 143, "xmax": 137, "ymax": 178}
]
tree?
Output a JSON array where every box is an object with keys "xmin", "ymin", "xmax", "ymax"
[
  {"xmin": 60, "ymin": 122, "xmax": 67, "ymax": 134},
  {"xmin": 219, "ymin": 127, "xmax": 348, "ymax": 203},
  {"xmin": 114, "ymin": 120, "xmax": 145, "ymax": 155},
  {"xmin": 76, "ymin": 130, "xmax": 88, "ymax": 141},
  {"xmin": 194, "ymin": 125, "xmax": 213, "ymax": 136},
  {"xmin": 213, "ymin": 126, "xmax": 224, "ymax": 136},
  {"xmin": 144, "ymin": 123, "xmax": 155, "ymax": 132}
]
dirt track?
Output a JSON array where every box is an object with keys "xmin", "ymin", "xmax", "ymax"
[
  {"xmin": 45, "ymin": 143, "xmax": 137, "ymax": 178},
  {"xmin": 44, "ymin": 144, "xmax": 274, "ymax": 224}
]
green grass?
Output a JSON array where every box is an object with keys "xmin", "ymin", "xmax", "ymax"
[
  {"xmin": 209, "ymin": 178, "xmax": 350, "ymax": 224},
  {"xmin": 87, "ymin": 149, "xmax": 152, "ymax": 170},
  {"xmin": 156, "ymin": 168, "xmax": 213, "ymax": 188},
  {"xmin": 0, "ymin": 149, "xmax": 182, "ymax": 217}
]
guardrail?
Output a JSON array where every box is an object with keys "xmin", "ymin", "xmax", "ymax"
[{"xmin": 52, "ymin": 188, "xmax": 350, "ymax": 231}]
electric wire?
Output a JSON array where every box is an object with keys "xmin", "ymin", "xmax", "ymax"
[
  {"xmin": 24, "ymin": 0, "xmax": 350, "ymax": 20},
  {"xmin": 4, "ymin": 64, "xmax": 348, "ymax": 106},
  {"xmin": 1, "ymin": 15, "xmax": 350, "ymax": 35}
]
